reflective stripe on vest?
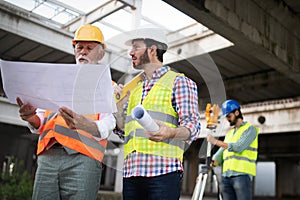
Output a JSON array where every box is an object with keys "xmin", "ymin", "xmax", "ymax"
[
  {"xmin": 124, "ymin": 70, "xmax": 185, "ymax": 161},
  {"xmin": 37, "ymin": 110, "xmax": 107, "ymax": 162},
  {"xmin": 222, "ymin": 122, "xmax": 259, "ymax": 176},
  {"xmin": 124, "ymin": 129, "xmax": 184, "ymax": 149}
]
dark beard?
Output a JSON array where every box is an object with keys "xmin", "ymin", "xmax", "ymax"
[
  {"xmin": 133, "ymin": 49, "xmax": 150, "ymax": 69},
  {"xmin": 229, "ymin": 116, "xmax": 238, "ymax": 126}
]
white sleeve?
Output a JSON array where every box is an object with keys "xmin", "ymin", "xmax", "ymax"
[
  {"xmin": 93, "ymin": 113, "xmax": 116, "ymax": 140},
  {"xmin": 27, "ymin": 108, "xmax": 45, "ymax": 134}
]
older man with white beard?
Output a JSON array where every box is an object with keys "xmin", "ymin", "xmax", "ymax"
[{"xmin": 17, "ymin": 24, "xmax": 115, "ymax": 200}]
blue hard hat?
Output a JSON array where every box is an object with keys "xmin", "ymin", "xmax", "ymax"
[{"xmin": 222, "ymin": 100, "xmax": 240, "ymax": 116}]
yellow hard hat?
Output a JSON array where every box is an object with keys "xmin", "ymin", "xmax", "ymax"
[{"xmin": 72, "ymin": 24, "xmax": 106, "ymax": 49}]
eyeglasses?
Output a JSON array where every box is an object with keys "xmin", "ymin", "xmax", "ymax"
[{"xmin": 129, "ymin": 46, "xmax": 147, "ymax": 52}]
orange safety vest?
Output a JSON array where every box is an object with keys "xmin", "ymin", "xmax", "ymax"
[{"xmin": 37, "ymin": 110, "xmax": 107, "ymax": 162}]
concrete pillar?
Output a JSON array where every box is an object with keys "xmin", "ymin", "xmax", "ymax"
[
  {"xmin": 131, "ymin": 0, "xmax": 142, "ymax": 29},
  {"xmin": 276, "ymin": 159, "xmax": 300, "ymax": 198},
  {"xmin": 114, "ymin": 144, "xmax": 124, "ymax": 193}
]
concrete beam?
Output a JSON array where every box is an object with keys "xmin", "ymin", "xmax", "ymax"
[
  {"xmin": 0, "ymin": 2, "xmax": 131, "ymax": 74},
  {"xmin": 243, "ymin": 97, "xmax": 300, "ymax": 134},
  {"xmin": 104, "ymin": 24, "xmax": 233, "ymax": 74},
  {"xmin": 165, "ymin": 31, "xmax": 233, "ymax": 64},
  {"xmin": 0, "ymin": 97, "xmax": 27, "ymax": 127},
  {"xmin": 163, "ymin": 0, "xmax": 300, "ymax": 84},
  {"xmin": 0, "ymin": 1, "xmax": 74, "ymax": 55},
  {"xmin": 47, "ymin": 0, "xmax": 85, "ymax": 15},
  {"xmin": 199, "ymin": 97, "xmax": 300, "ymax": 138},
  {"xmin": 0, "ymin": 1, "xmax": 232, "ymax": 75},
  {"xmin": 64, "ymin": 0, "xmax": 136, "ymax": 32},
  {"xmin": 223, "ymin": 70, "xmax": 286, "ymax": 92}
]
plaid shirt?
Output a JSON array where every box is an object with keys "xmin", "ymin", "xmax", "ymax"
[{"xmin": 119, "ymin": 66, "xmax": 201, "ymax": 177}]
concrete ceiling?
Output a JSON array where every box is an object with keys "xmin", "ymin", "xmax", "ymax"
[
  {"xmin": 163, "ymin": 0, "xmax": 300, "ymax": 108},
  {"xmin": 1, "ymin": 0, "xmax": 300, "ymax": 110},
  {"xmin": 170, "ymin": 45, "xmax": 300, "ymax": 108}
]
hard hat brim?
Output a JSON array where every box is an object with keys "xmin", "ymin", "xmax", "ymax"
[
  {"xmin": 72, "ymin": 40, "xmax": 106, "ymax": 49},
  {"xmin": 123, "ymin": 26, "xmax": 168, "ymax": 48}
]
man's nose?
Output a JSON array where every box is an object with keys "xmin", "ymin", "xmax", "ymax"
[
  {"xmin": 80, "ymin": 47, "xmax": 88, "ymax": 55},
  {"xmin": 129, "ymin": 50, "xmax": 135, "ymax": 56}
]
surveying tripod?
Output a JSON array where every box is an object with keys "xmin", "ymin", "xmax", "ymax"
[
  {"xmin": 192, "ymin": 104, "xmax": 222, "ymax": 200},
  {"xmin": 192, "ymin": 129, "xmax": 222, "ymax": 200}
]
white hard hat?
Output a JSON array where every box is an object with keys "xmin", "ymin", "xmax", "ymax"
[{"xmin": 124, "ymin": 25, "xmax": 168, "ymax": 49}]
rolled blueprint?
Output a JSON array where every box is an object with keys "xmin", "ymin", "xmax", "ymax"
[{"xmin": 131, "ymin": 105, "xmax": 159, "ymax": 132}]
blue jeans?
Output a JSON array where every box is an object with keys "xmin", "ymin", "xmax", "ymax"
[
  {"xmin": 123, "ymin": 171, "xmax": 182, "ymax": 200},
  {"xmin": 32, "ymin": 148, "xmax": 102, "ymax": 200},
  {"xmin": 221, "ymin": 175, "xmax": 252, "ymax": 200}
]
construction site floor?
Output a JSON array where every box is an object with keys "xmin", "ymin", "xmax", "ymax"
[{"xmin": 97, "ymin": 191, "xmax": 299, "ymax": 200}]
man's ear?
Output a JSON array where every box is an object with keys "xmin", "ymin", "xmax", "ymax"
[
  {"xmin": 148, "ymin": 45, "xmax": 157, "ymax": 56},
  {"xmin": 98, "ymin": 50, "xmax": 105, "ymax": 61},
  {"xmin": 234, "ymin": 109, "xmax": 239, "ymax": 116}
]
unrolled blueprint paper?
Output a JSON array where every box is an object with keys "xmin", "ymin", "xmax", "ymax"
[
  {"xmin": 131, "ymin": 105, "xmax": 159, "ymax": 132},
  {"xmin": 0, "ymin": 60, "xmax": 117, "ymax": 114}
]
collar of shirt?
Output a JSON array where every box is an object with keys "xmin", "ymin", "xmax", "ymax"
[
  {"xmin": 233, "ymin": 121, "xmax": 247, "ymax": 134},
  {"xmin": 142, "ymin": 66, "xmax": 170, "ymax": 82}
]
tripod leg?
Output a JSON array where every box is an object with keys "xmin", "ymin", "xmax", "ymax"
[
  {"xmin": 212, "ymin": 173, "xmax": 222, "ymax": 200},
  {"xmin": 199, "ymin": 173, "xmax": 208, "ymax": 200},
  {"xmin": 192, "ymin": 173, "xmax": 203, "ymax": 200}
]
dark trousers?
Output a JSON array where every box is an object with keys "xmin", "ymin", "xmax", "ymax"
[{"xmin": 123, "ymin": 171, "xmax": 182, "ymax": 200}]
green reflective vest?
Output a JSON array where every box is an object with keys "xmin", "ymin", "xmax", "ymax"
[
  {"xmin": 124, "ymin": 70, "xmax": 185, "ymax": 161},
  {"xmin": 223, "ymin": 122, "xmax": 259, "ymax": 176}
]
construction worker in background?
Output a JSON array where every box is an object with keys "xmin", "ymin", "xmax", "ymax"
[
  {"xmin": 207, "ymin": 100, "xmax": 259, "ymax": 200},
  {"xmin": 17, "ymin": 24, "xmax": 116, "ymax": 200},
  {"xmin": 114, "ymin": 26, "xmax": 201, "ymax": 200}
]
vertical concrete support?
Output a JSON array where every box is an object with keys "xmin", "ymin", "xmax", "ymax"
[
  {"xmin": 131, "ymin": 0, "xmax": 142, "ymax": 29},
  {"xmin": 114, "ymin": 144, "xmax": 124, "ymax": 193},
  {"xmin": 276, "ymin": 159, "xmax": 300, "ymax": 198},
  {"xmin": 104, "ymin": 155, "xmax": 113, "ymax": 187}
]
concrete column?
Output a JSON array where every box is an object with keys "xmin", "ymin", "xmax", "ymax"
[
  {"xmin": 131, "ymin": 0, "xmax": 142, "ymax": 29},
  {"xmin": 276, "ymin": 159, "xmax": 300, "ymax": 198},
  {"xmin": 104, "ymin": 155, "xmax": 113, "ymax": 187},
  {"xmin": 114, "ymin": 144, "xmax": 124, "ymax": 193}
]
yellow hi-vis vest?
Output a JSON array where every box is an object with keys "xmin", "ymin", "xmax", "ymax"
[
  {"xmin": 37, "ymin": 110, "xmax": 107, "ymax": 162},
  {"xmin": 223, "ymin": 122, "xmax": 259, "ymax": 176},
  {"xmin": 124, "ymin": 70, "xmax": 185, "ymax": 161}
]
